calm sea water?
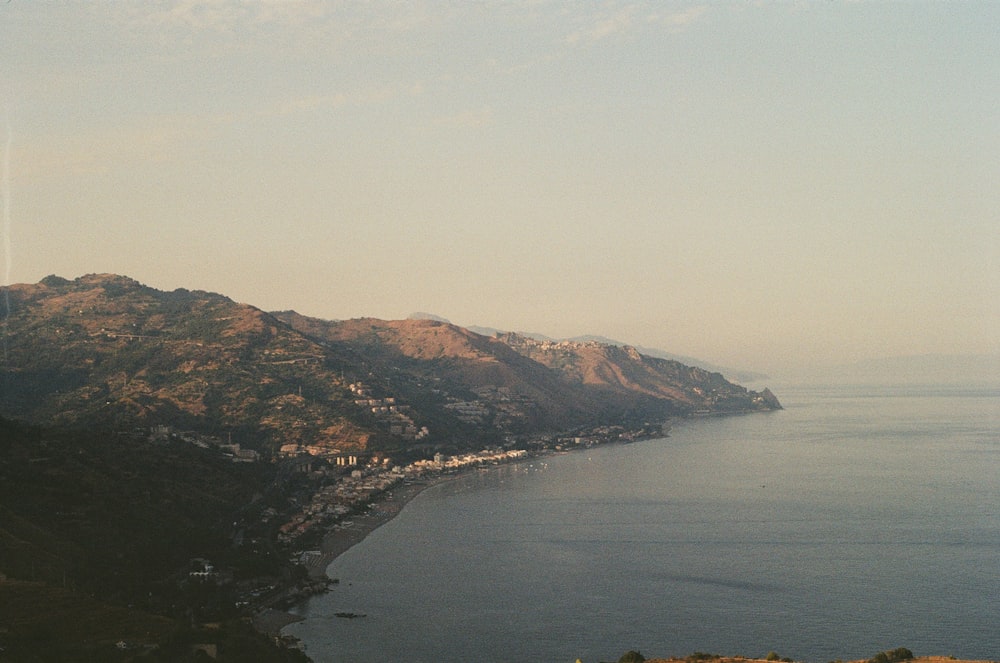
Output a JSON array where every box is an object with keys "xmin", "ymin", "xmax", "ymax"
[{"xmin": 286, "ymin": 383, "xmax": 1000, "ymax": 663}]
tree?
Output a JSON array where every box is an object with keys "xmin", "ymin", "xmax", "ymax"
[
  {"xmin": 619, "ymin": 651, "xmax": 646, "ymax": 663},
  {"xmin": 869, "ymin": 648, "xmax": 914, "ymax": 663}
]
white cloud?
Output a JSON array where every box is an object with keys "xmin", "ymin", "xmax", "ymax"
[
  {"xmin": 564, "ymin": 6, "xmax": 636, "ymax": 45},
  {"xmin": 138, "ymin": 0, "xmax": 327, "ymax": 33},
  {"xmin": 647, "ymin": 5, "xmax": 707, "ymax": 31},
  {"xmin": 564, "ymin": 4, "xmax": 707, "ymax": 46}
]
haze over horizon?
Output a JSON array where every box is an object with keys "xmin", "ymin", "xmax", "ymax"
[{"xmin": 2, "ymin": 2, "xmax": 998, "ymax": 377}]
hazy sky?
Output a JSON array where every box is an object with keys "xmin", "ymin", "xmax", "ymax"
[{"xmin": 2, "ymin": 1, "xmax": 998, "ymax": 375}]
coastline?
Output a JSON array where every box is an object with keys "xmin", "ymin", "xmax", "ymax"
[
  {"xmin": 260, "ymin": 474, "xmax": 456, "ymax": 638},
  {"xmin": 266, "ymin": 430, "xmax": 670, "ymax": 640},
  {"xmin": 304, "ymin": 475, "xmax": 453, "ymax": 581}
]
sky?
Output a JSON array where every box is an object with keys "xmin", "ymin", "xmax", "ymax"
[{"xmin": 2, "ymin": 1, "xmax": 998, "ymax": 377}]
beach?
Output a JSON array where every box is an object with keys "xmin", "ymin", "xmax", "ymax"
[
  {"xmin": 303, "ymin": 476, "xmax": 452, "ymax": 580},
  {"xmin": 255, "ymin": 475, "xmax": 453, "ymax": 637}
]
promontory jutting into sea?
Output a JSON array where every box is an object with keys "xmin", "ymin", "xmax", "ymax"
[
  {"xmin": 0, "ymin": 274, "xmax": 782, "ymax": 659},
  {"xmin": 285, "ymin": 382, "xmax": 1000, "ymax": 663}
]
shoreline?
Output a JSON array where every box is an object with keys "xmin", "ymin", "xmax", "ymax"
[
  {"xmin": 304, "ymin": 474, "xmax": 454, "ymax": 581},
  {"xmin": 268, "ymin": 431, "xmax": 670, "ymax": 639},
  {"xmin": 265, "ymin": 427, "xmax": 673, "ymax": 641},
  {"xmin": 261, "ymin": 473, "xmax": 458, "ymax": 638}
]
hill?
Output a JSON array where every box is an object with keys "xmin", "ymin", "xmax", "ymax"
[
  {"xmin": 1, "ymin": 274, "xmax": 372, "ymax": 454},
  {"xmin": 2, "ymin": 274, "xmax": 779, "ymax": 456},
  {"xmin": 273, "ymin": 313, "xmax": 781, "ymax": 447},
  {"xmin": 461, "ymin": 320, "xmax": 768, "ymax": 383},
  {"xmin": 0, "ymin": 415, "xmax": 308, "ymax": 661}
]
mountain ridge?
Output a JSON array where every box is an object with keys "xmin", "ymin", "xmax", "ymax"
[
  {"xmin": 2, "ymin": 274, "xmax": 780, "ymax": 456},
  {"xmin": 0, "ymin": 273, "xmax": 780, "ymax": 660},
  {"xmin": 410, "ymin": 313, "xmax": 769, "ymax": 382}
]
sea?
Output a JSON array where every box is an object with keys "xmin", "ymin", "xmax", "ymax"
[{"xmin": 285, "ymin": 382, "xmax": 1000, "ymax": 663}]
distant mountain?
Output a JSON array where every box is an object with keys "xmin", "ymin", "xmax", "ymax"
[
  {"xmin": 494, "ymin": 333, "xmax": 779, "ymax": 410},
  {"xmin": 465, "ymin": 324, "xmax": 555, "ymax": 341},
  {"xmin": 0, "ymin": 273, "xmax": 780, "ymax": 656},
  {"xmin": 563, "ymin": 334, "xmax": 769, "ymax": 383},
  {"xmin": 408, "ymin": 312, "xmax": 453, "ymax": 324},
  {"xmin": 1, "ymin": 275, "xmax": 780, "ymax": 456},
  {"xmin": 462, "ymin": 326, "xmax": 768, "ymax": 382}
]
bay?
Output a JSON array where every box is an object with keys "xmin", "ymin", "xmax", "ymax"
[{"xmin": 286, "ymin": 383, "xmax": 1000, "ymax": 663}]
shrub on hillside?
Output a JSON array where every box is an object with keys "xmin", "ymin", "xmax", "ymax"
[
  {"xmin": 869, "ymin": 648, "xmax": 914, "ymax": 663},
  {"xmin": 619, "ymin": 651, "xmax": 646, "ymax": 663}
]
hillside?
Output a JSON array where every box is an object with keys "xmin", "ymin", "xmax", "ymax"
[
  {"xmin": 458, "ymin": 319, "xmax": 769, "ymax": 383},
  {"xmin": 0, "ymin": 415, "xmax": 308, "ymax": 661},
  {"xmin": 1, "ymin": 274, "xmax": 372, "ymax": 453},
  {"xmin": 274, "ymin": 313, "xmax": 632, "ymax": 434},
  {"xmin": 274, "ymin": 313, "xmax": 781, "ymax": 443},
  {"xmin": 638, "ymin": 657, "xmax": 993, "ymax": 663},
  {"xmin": 497, "ymin": 333, "xmax": 780, "ymax": 412},
  {"xmin": 1, "ymin": 274, "xmax": 780, "ymax": 456},
  {"xmin": 0, "ymin": 273, "xmax": 782, "ymax": 660}
]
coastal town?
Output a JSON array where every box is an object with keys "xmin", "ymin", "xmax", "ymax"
[
  {"xmin": 255, "ymin": 427, "xmax": 666, "ymax": 655},
  {"xmin": 135, "ymin": 375, "xmax": 668, "ymax": 654},
  {"xmin": 103, "ymin": 369, "xmax": 669, "ymax": 644},
  {"xmin": 240, "ymin": 412, "xmax": 663, "ymax": 646},
  {"xmin": 273, "ymin": 446, "xmax": 529, "ymax": 547}
]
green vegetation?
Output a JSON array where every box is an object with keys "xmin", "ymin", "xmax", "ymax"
[
  {"xmin": 619, "ymin": 652, "xmax": 647, "ymax": 663},
  {"xmin": 0, "ymin": 588, "xmax": 308, "ymax": 663},
  {"xmin": 0, "ymin": 580, "xmax": 174, "ymax": 661},
  {"xmin": 598, "ymin": 651, "xmax": 647, "ymax": 663},
  {"xmin": 0, "ymin": 416, "xmax": 302, "ymax": 660},
  {"xmin": 0, "ymin": 419, "xmax": 265, "ymax": 597},
  {"xmin": 869, "ymin": 648, "xmax": 915, "ymax": 663}
]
